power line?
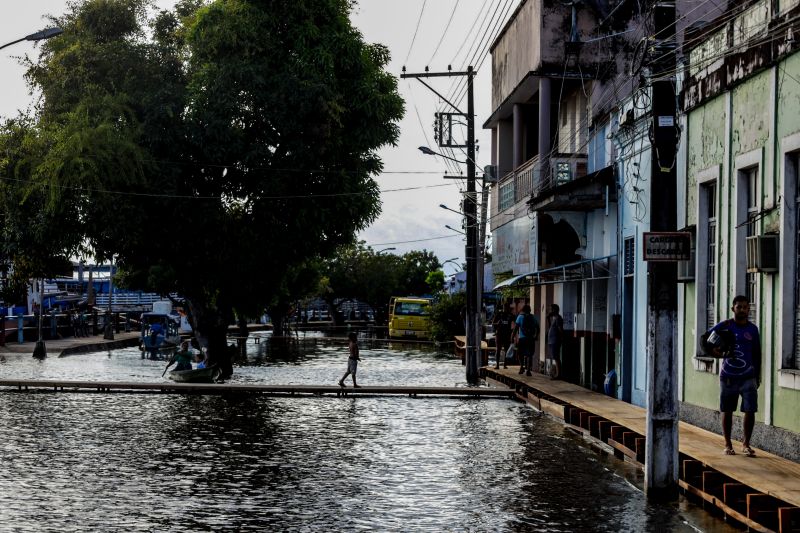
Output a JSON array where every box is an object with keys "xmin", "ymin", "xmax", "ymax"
[
  {"xmin": 404, "ymin": 0, "xmax": 428, "ymax": 65},
  {"xmin": 0, "ymin": 174, "xmax": 456, "ymax": 200},
  {"xmin": 367, "ymin": 234, "xmax": 463, "ymax": 246},
  {"xmin": 428, "ymin": 0, "xmax": 461, "ymax": 66}
]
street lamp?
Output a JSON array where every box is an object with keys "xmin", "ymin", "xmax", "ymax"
[
  {"xmin": 442, "ymin": 258, "xmax": 461, "ymax": 273},
  {"xmin": 376, "ymin": 247, "xmax": 396, "ymax": 255},
  {"xmin": 445, "ymin": 224, "xmax": 465, "ymax": 235},
  {"xmin": 1, "ymin": 27, "xmax": 63, "ymax": 51},
  {"xmin": 418, "ymin": 146, "xmax": 467, "ymax": 164},
  {"xmin": 9, "ymin": 26, "xmax": 64, "ymax": 359}
]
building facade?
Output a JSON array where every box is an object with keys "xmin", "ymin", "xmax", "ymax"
[{"xmin": 679, "ymin": 0, "xmax": 800, "ymax": 455}]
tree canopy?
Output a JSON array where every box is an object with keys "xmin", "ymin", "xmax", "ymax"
[
  {"xmin": 318, "ymin": 243, "xmax": 441, "ymax": 325},
  {"xmin": 0, "ymin": 0, "xmax": 404, "ymax": 376}
]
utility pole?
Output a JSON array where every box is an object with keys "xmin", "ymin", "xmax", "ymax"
[
  {"xmin": 402, "ymin": 66, "xmax": 481, "ymax": 384},
  {"xmin": 645, "ymin": 0, "xmax": 679, "ymax": 500}
]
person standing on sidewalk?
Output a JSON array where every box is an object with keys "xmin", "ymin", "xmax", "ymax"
[
  {"xmin": 492, "ymin": 302, "xmax": 513, "ymax": 369},
  {"xmin": 546, "ymin": 304, "xmax": 564, "ymax": 379},
  {"xmin": 513, "ymin": 304, "xmax": 539, "ymax": 376},
  {"xmin": 702, "ymin": 295, "xmax": 762, "ymax": 457}
]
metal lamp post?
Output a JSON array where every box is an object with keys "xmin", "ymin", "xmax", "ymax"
[
  {"xmin": 1, "ymin": 28, "xmax": 63, "ymax": 51},
  {"xmin": 376, "ymin": 247, "xmax": 396, "ymax": 255},
  {"xmin": 4, "ymin": 26, "xmax": 64, "ymax": 359}
]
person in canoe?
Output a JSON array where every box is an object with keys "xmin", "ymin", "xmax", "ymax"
[{"xmin": 170, "ymin": 341, "xmax": 194, "ymax": 371}]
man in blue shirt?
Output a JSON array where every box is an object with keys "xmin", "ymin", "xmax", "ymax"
[
  {"xmin": 704, "ymin": 295, "xmax": 762, "ymax": 457},
  {"xmin": 513, "ymin": 304, "xmax": 539, "ymax": 376}
]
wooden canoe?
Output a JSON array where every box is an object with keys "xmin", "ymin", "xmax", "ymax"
[{"xmin": 166, "ymin": 366, "xmax": 220, "ymax": 383}]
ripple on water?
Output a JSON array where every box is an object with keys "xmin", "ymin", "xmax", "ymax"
[{"xmin": 0, "ymin": 339, "xmax": 727, "ymax": 532}]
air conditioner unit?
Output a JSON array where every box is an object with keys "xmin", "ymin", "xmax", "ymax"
[
  {"xmin": 746, "ymin": 235, "xmax": 779, "ymax": 273},
  {"xmin": 677, "ymin": 248, "xmax": 696, "ymax": 282}
]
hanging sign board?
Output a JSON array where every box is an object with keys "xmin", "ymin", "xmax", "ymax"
[{"xmin": 642, "ymin": 232, "xmax": 692, "ymax": 261}]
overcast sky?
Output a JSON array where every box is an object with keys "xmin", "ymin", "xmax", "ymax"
[{"xmin": 0, "ymin": 1, "xmax": 514, "ymax": 274}]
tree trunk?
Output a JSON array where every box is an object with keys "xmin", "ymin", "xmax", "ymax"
[
  {"xmin": 187, "ymin": 298, "xmax": 234, "ymax": 379},
  {"xmin": 270, "ymin": 303, "xmax": 290, "ymax": 337}
]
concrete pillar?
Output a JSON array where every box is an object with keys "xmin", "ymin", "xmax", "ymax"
[
  {"xmin": 497, "ymin": 119, "xmax": 514, "ymax": 179},
  {"xmin": 538, "ymin": 78, "xmax": 552, "ymax": 186},
  {"xmin": 513, "ymin": 103, "xmax": 524, "ymax": 168}
]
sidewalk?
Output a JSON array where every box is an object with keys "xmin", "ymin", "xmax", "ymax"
[
  {"xmin": 485, "ymin": 366, "xmax": 800, "ymax": 532},
  {"xmin": 0, "ymin": 331, "xmax": 140, "ymax": 358}
]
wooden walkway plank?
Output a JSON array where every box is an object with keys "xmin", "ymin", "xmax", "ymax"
[
  {"xmin": 486, "ymin": 367, "xmax": 800, "ymax": 512},
  {"xmin": 0, "ymin": 380, "xmax": 515, "ymax": 398}
]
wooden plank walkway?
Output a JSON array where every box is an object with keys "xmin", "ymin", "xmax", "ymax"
[
  {"xmin": 0, "ymin": 380, "xmax": 515, "ymax": 399},
  {"xmin": 485, "ymin": 367, "xmax": 800, "ymax": 531}
]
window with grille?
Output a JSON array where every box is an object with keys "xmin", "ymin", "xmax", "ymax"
[
  {"xmin": 623, "ymin": 237, "xmax": 635, "ymax": 277},
  {"xmin": 745, "ymin": 167, "xmax": 759, "ymax": 323},
  {"xmin": 705, "ymin": 182, "xmax": 717, "ymax": 330},
  {"xmin": 499, "ymin": 180, "xmax": 515, "ymax": 212}
]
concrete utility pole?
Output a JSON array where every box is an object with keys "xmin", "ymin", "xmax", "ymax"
[
  {"xmin": 645, "ymin": 0, "xmax": 680, "ymax": 500},
  {"xmin": 401, "ymin": 66, "xmax": 481, "ymax": 384}
]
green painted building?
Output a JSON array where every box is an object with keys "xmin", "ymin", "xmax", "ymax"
[{"xmin": 679, "ymin": 0, "xmax": 800, "ymax": 457}]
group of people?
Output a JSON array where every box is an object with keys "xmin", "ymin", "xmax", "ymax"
[
  {"xmin": 170, "ymin": 340, "xmax": 207, "ymax": 371},
  {"xmin": 70, "ymin": 310, "xmax": 91, "ymax": 337},
  {"xmin": 491, "ymin": 302, "xmax": 564, "ymax": 379},
  {"xmin": 491, "ymin": 294, "xmax": 763, "ymax": 457}
]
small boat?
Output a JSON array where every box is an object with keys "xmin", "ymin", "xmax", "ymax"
[{"xmin": 166, "ymin": 366, "xmax": 220, "ymax": 383}]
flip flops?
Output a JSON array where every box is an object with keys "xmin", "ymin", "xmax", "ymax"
[
  {"xmin": 742, "ymin": 446, "xmax": 756, "ymax": 457},
  {"xmin": 723, "ymin": 446, "xmax": 736, "ymax": 455}
]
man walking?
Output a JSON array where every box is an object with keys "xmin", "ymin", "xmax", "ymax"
[
  {"xmin": 703, "ymin": 295, "xmax": 761, "ymax": 457},
  {"xmin": 513, "ymin": 304, "xmax": 539, "ymax": 376}
]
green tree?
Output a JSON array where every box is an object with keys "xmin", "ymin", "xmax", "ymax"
[
  {"xmin": 319, "ymin": 244, "xmax": 443, "ymax": 326},
  {"xmin": 5, "ymin": 0, "xmax": 403, "ymax": 377},
  {"xmin": 425, "ymin": 270, "xmax": 445, "ymax": 293},
  {"xmin": 428, "ymin": 291, "xmax": 466, "ymax": 342}
]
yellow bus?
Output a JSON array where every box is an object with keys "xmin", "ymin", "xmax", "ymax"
[{"xmin": 388, "ymin": 297, "xmax": 432, "ymax": 340}]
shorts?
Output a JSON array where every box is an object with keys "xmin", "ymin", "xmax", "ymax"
[
  {"xmin": 719, "ymin": 377, "xmax": 758, "ymax": 413},
  {"xmin": 517, "ymin": 336, "xmax": 533, "ymax": 359},
  {"xmin": 347, "ymin": 358, "xmax": 358, "ymax": 374}
]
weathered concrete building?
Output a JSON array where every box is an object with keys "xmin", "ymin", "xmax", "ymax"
[
  {"xmin": 679, "ymin": 0, "xmax": 800, "ymax": 457},
  {"xmin": 486, "ymin": 0, "xmax": 632, "ymax": 390}
]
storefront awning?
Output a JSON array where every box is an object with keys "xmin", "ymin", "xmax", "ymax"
[
  {"xmin": 492, "ymin": 272, "xmax": 529, "ymax": 291},
  {"xmin": 492, "ymin": 255, "xmax": 615, "ymax": 290}
]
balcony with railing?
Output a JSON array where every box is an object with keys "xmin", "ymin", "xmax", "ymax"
[{"xmin": 495, "ymin": 154, "xmax": 598, "ymax": 218}]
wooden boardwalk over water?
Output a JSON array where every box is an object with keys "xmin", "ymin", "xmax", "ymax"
[
  {"xmin": 0, "ymin": 379, "xmax": 515, "ymax": 399},
  {"xmin": 485, "ymin": 367, "xmax": 800, "ymax": 532}
]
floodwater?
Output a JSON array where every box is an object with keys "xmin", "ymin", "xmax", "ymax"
[{"xmin": 0, "ymin": 335, "xmax": 733, "ymax": 532}]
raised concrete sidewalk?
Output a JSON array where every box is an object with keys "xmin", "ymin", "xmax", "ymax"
[
  {"xmin": 485, "ymin": 366, "xmax": 800, "ymax": 532},
  {"xmin": 0, "ymin": 331, "xmax": 140, "ymax": 357}
]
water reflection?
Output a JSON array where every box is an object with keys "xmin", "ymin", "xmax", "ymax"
[{"xmin": 0, "ymin": 337, "xmax": 732, "ymax": 531}]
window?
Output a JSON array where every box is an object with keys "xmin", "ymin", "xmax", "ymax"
[
  {"xmin": 623, "ymin": 237, "xmax": 635, "ymax": 277},
  {"xmin": 745, "ymin": 167, "xmax": 759, "ymax": 322},
  {"xmin": 705, "ymin": 182, "xmax": 717, "ymax": 330},
  {"xmin": 499, "ymin": 180, "xmax": 515, "ymax": 212}
]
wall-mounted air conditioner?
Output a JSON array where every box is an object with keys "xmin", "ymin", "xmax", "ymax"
[{"xmin": 746, "ymin": 235, "xmax": 779, "ymax": 273}]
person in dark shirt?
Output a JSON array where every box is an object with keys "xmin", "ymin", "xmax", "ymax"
[
  {"xmin": 704, "ymin": 295, "xmax": 761, "ymax": 457},
  {"xmin": 546, "ymin": 304, "xmax": 564, "ymax": 379},
  {"xmin": 492, "ymin": 302, "xmax": 514, "ymax": 369}
]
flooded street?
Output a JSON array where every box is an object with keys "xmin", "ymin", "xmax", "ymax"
[{"xmin": 0, "ymin": 336, "xmax": 731, "ymax": 531}]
